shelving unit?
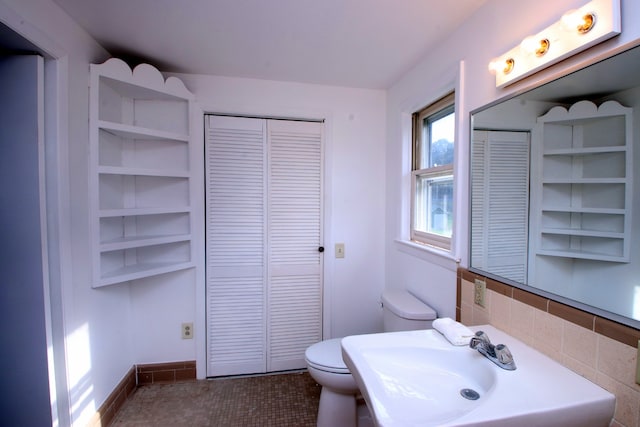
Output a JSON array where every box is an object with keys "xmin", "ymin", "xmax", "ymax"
[
  {"xmin": 89, "ymin": 59, "xmax": 196, "ymax": 287},
  {"xmin": 535, "ymin": 100, "xmax": 632, "ymax": 262}
]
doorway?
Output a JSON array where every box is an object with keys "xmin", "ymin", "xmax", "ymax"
[
  {"xmin": 0, "ymin": 52, "xmax": 51, "ymax": 426},
  {"xmin": 0, "ymin": 22, "xmax": 68, "ymax": 426}
]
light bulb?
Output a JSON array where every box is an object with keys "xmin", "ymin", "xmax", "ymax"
[
  {"xmin": 488, "ymin": 58, "xmax": 500, "ymax": 73},
  {"xmin": 520, "ymin": 36, "xmax": 538, "ymax": 54},
  {"xmin": 489, "ymin": 58, "xmax": 514, "ymax": 75},
  {"xmin": 561, "ymin": 9, "xmax": 581, "ymax": 29},
  {"xmin": 521, "ymin": 37, "xmax": 550, "ymax": 57},
  {"xmin": 562, "ymin": 10, "xmax": 596, "ymax": 33},
  {"xmin": 503, "ymin": 58, "xmax": 515, "ymax": 74}
]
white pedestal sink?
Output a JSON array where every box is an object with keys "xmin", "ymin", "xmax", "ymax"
[{"xmin": 341, "ymin": 325, "xmax": 615, "ymax": 427}]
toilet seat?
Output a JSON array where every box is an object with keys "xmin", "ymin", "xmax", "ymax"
[{"xmin": 305, "ymin": 338, "xmax": 350, "ymax": 374}]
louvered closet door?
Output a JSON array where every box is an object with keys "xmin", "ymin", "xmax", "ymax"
[
  {"xmin": 267, "ymin": 120, "xmax": 323, "ymax": 372},
  {"xmin": 206, "ymin": 116, "xmax": 267, "ymax": 376},
  {"xmin": 206, "ymin": 116, "xmax": 323, "ymax": 377}
]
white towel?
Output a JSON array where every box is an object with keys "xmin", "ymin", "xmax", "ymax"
[{"xmin": 433, "ymin": 317, "xmax": 475, "ymax": 346}]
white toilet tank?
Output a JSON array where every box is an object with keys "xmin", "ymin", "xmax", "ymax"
[{"xmin": 381, "ymin": 289, "xmax": 437, "ymax": 332}]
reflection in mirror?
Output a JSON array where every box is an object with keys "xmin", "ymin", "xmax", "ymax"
[{"xmin": 471, "ymin": 43, "xmax": 640, "ymax": 326}]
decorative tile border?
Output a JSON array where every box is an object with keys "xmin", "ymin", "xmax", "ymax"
[{"xmin": 457, "ymin": 267, "xmax": 640, "ymax": 348}]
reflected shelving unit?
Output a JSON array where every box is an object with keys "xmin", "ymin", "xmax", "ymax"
[
  {"xmin": 89, "ymin": 58, "xmax": 196, "ymax": 287},
  {"xmin": 535, "ymin": 100, "xmax": 632, "ymax": 262}
]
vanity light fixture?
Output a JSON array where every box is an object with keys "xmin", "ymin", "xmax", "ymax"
[{"xmin": 489, "ymin": 0, "xmax": 620, "ymax": 88}]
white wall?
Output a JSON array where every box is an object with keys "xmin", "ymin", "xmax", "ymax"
[
  {"xmin": 385, "ymin": 0, "xmax": 640, "ymax": 320},
  {"xmin": 169, "ymin": 73, "xmax": 388, "ymax": 341}
]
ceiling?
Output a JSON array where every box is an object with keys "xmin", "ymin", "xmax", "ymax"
[{"xmin": 51, "ymin": 0, "xmax": 487, "ymax": 89}]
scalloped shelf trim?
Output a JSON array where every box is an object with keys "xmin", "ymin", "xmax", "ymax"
[
  {"xmin": 94, "ymin": 58, "xmax": 194, "ymax": 99},
  {"xmin": 538, "ymin": 100, "xmax": 630, "ymax": 122}
]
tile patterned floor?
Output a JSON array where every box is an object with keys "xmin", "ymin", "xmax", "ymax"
[{"xmin": 111, "ymin": 371, "xmax": 321, "ymax": 427}]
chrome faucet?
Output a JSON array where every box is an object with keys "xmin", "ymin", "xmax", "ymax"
[{"xmin": 469, "ymin": 331, "xmax": 516, "ymax": 370}]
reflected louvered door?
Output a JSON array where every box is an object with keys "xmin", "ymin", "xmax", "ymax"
[
  {"xmin": 206, "ymin": 116, "xmax": 323, "ymax": 377},
  {"xmin": 206, "ymin": 116, "xmax": 267, "ymax": 376},
  {"xmin": 471, "ymin": 131, "xmax": 487, "ymax": 271},
  {"xmin": 486, "ymin": 131, "xmax": 530, "ymax": 283},
  {"xmin": 267, "ymin": 120, "xmax": 323, "ymax": 372}
]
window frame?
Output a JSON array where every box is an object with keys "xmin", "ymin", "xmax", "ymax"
[{"xmin": 410, "ymin": 92, "xmax": 455, "ymax": 250}]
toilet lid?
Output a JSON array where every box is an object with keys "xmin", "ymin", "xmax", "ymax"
[
  {"xmin": 381, "ymin": 289, "xmax": 437, "ymax": 320},
  {"xmin": 305, "ymin": 338, "xmax": 350, "ymax": 374}
]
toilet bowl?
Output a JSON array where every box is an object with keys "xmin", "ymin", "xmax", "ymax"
[
  {"xmin": 305, "ymin": 289, "xmax": 436, "ymax": 427},
  {"xmin": 305, "ymin": 338, "xmax": 358, "ymax": 427}
]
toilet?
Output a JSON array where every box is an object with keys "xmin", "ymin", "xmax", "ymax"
[{"xmin": 305, "ymin": 289, "xmax": 437, "ymax": 427}]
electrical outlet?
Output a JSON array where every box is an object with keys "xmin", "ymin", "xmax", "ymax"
[
  {"xmin": 474, "ymin": 279, "xmax": 486, "ymax": 308},
  {"xmin": 335, "ymin": 243, "xmax": 345, "ymax": 258},
  {"xmin": 182, "ymin": 322, "xmax": 193, "ymax": 340}
]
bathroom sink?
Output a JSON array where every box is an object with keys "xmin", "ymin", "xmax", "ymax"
[{"xmin": 341, "ymin": 325, "xmax": 615, "ymax": 427}]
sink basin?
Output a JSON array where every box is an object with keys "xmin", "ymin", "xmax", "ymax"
[
  {"xmin": 358, "ymin": 346, "xmax": 496, "ymax": 425},
  {"xmin": 341, "ymin": 325, "xmax": 615, "ymax": 427}
]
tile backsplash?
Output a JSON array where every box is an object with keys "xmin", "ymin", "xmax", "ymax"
[{"xmin": 457, "ymin": 268, "xmax": 640, "ymax": 427}]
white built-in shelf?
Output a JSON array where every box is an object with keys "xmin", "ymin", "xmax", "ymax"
[
  {"xmin": 90, "ymin": 58, "xmax": 195, "ymax": 287},
  {"xmin": 98, "ymin": 166, "xmax": 190, "ymax": 178},
  {"xmin": 100, "ymin": 233, "xmax": 193, "ymax": 251},
  {"xmin": 541, "ymin": 207, "xmax": 625, "ymax": 215},
  {"xmin": 536, "ymin": 249, "xmax": 625, "ymax": 263},
  {"xmin": 535, "ymin": 100, "xmax": 632, "ymax": 263},
  {"xmin": 542, "ymin": 178, "xmax": 627, "ymax": 184},
  {"xmin": 98, "ymin": 261, "xmax": 196, "ymax": 287},
  {"xmin": 98, "ymin": 207, "xmax": 191, "ymax": 218},
  {"xmin": 539, "ymin": 228, "xmax": 625, "ymax": 239},
  {"xmin": 98, "ymin": 120, "xmax": 189, "ymax": 142},
  {"xmin": 543, "ymin": 146, "xmax": 626, "ymax": 155}
]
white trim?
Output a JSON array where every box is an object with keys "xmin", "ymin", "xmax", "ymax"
[
  {"xmin": 454, "ymin": 60, "xmax": 468, "ymax": 267},
  {"xmin": 49, "ymin": 54, "xmax": 73, "ymax": 427},
  {"xmin": 42, "ymin": 56, "xmax": 73, "ymax": 427},
  {"xmin": 191, "ymin": 102, "xmax": 207, "ymax": 379},
  {"xmin": 321, "ymin": 114, "xmax": 334, "ymax": 341},
  {"xmin": 394, "ymin": 239, "xmax": 460, "ymax": 271},
  {"xmin": 36, "ymin": 54, "xmax": 55, "ymax": 426}
]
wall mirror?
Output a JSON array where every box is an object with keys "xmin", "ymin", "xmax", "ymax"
[{"xmin": 470, "ymin": 42, "xmax": 640, "ymax": 328}]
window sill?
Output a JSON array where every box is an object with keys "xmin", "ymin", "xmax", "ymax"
[{"xmin": 394, "ymin": 239, "xmax": 460, "ymax": 271}]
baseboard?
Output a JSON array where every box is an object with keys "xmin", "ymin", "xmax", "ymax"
[
  {"xmin": 137, "ymin": 360, "xmax": 197, "ymax": 385},
  {"xmin": 89, "ymin": 366, "xmax": 136, "ymax": 427}
]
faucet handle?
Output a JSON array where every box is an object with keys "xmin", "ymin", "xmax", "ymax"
[
  {"xmin": 495, "ymin": 344, "xmax": 514, "ymax": 366},
  {"xmin": 469, "ymin": 330, "xmax": 491, "ymax": 349}
]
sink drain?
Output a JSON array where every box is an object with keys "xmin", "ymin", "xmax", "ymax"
[{"xmin": 460, "ymin": 388, "xmax": 480, "ymax": 400}]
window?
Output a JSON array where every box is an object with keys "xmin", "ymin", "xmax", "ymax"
[{"xmin": 411, "ymin": 93, "xmax": 455, "ymax": 250}]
